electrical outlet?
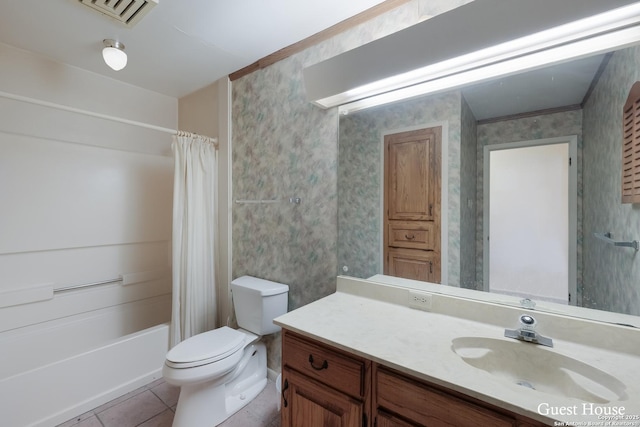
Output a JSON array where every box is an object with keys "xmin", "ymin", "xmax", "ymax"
[{"xmin": 409, "ymin": 290, "xmax": 432, "ymax": 311}]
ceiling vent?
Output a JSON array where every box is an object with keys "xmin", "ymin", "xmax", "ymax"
[{"xmin": 79, "ymin": 0, "xmax": 158, "ymax": 28}]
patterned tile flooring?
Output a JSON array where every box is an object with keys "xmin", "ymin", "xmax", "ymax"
[{"xmin": 56, "ymin": 378, "xmax": 280, "ymax": 427}]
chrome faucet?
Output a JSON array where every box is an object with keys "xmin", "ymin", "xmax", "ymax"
[{"xmin": 504, "ymin": 314, "xmax": 553, "ymax": 347}]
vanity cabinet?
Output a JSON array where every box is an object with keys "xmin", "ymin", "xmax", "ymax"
[
  {"xmin": 281, "ymin": 330, "xmax": 547, "ymax": 427},
  {"xmin": 281, "ymin": 330, "xmax": 371, "ymax": 427}
]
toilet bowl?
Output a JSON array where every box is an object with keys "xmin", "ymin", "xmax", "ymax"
[{"xmin": 163, "ymin": 276, "xmax": 289, "ymax": 427}]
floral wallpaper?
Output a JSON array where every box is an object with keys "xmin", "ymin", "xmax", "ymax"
[
  {"xmin": 460, "ymin": 96, "xmax": 478, "ymax": 289},
  {"xmin": 232, "ymin": 56, "xmax": 339, "ymax": 312},
  {"xmin": 582, "ymin": 46, "xmax": 640, "ymax": 315},
  {"xmin": 232, "ymin": 0, "xmax": 474, "ymax": 371},
  {"xmin": 337, "ymin": 112, "xmax": 382, "ymax": 279}
]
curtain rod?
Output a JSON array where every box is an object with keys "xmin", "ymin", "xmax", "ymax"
[
  {"xmin": 174, "ymin": 130, "xmax": 217, "ymax": 147},
  {"xmin": 0, "ymin": 90, "xmax": 218, "ymax": 146}
]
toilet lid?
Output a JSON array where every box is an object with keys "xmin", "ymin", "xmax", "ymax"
[{"xmin": 166, "ymin": 326, "xmax": 245, "ymax": 368}]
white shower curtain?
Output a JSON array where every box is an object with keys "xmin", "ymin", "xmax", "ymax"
[{"xmin": 170, "ymin": 134, "xmax": 218, "ymax": 347}]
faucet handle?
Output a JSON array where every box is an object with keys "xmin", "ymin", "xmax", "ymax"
[
  {"xmin": 505, "ymin": 314, "xmax": 553, "ymax": 347},
  {"xmin": 518, "ymin": 314, "xmax": 538, "ymax": 341},
  {"xmin": 519, "ymin": 314, "xmax": 537, "ymax": 331},
  {"xmin": 520, "ymin": 298, "xmax": 536, "ymax": 309},
  {"xmin": 520, "ymin": 314, "xmax": 536, "ymax": 326}
]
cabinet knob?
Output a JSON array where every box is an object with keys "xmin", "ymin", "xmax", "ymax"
[{"xmin": 405, "ymin": 234, "xmax": 415, "ymax": 240}]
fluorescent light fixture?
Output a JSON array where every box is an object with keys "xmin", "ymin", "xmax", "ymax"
[
  {"xmin": 339, "ymin": 24, "xmax": 640, "ymax": 115},
  {"xmin": 331, "ymin": 2, "xmax": 640, "ymax": 114},
  {"xmin": 102, "ymin": 39, "xmax": 127, "ymax": 71}
]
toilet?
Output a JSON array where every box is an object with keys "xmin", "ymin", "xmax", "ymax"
[{"xmin": 163, "ymin": 275, "xmax": 289, "ymax": 427}]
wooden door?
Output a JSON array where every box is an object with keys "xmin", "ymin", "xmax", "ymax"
[
  {"xmin": 281, "ymin": 367, "xmax": 363, "ymax": 427},
  {"xmin": 384, "ymin": 127, "xmax": 441, "ymax": 282}
]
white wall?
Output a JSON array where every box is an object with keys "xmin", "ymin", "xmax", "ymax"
[{"xmin": 0, "ymin": 41, "xmax": 177, "ymax": 364}]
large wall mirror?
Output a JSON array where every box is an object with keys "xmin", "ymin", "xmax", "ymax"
[{"xmin": 338, "ymin": 39, "xmax": 640, "ymax": 323}]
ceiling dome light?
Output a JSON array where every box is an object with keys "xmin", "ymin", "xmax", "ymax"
[{"xmin": 102, "ymin": 39, "xmax": 127, "ymax": 71}]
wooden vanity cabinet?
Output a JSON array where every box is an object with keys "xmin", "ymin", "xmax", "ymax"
[
  {"xmin": 281, "ymin": 330, "xmax": 371, "ymax": 427},
  {"xmin": 281, "ymin": 330, "xmax": 547, "ymax": 427}
]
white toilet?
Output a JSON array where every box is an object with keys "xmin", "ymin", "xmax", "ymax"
[{"xmin": 163, "ymin": 275, "xmax": 289, "ymax": 427}]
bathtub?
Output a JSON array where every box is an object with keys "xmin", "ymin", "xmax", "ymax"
[{"xmin": 0, "ymin": 296, "xmax": 171, "ymax": 427}]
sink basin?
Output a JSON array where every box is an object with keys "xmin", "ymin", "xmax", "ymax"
[{"xmin": 451, "ymin": 337, "xmax": 627, "ymax": 403}]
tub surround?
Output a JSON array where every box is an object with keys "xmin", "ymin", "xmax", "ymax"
[
  {"xmin": 274, "ymin": 276, "xmax": 640, "ymax": 425},
  {"xmin": 0, "ymin": 42, "xmax": 175, "ymax": 427}
]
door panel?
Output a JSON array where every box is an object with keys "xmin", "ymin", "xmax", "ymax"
[{"xmin": 386, "ymin": 132, "xmax": 434, "ymax": 221}]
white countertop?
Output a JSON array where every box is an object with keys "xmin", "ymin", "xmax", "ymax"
[{"xmin": 274, "ymin": 276, "xmax": 640, "ymax": 425}]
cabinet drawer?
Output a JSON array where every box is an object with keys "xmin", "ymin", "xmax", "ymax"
[
  {"xmin": 283, "ymin": 332, "xmax": 366, "ymax": 398},
  {"xmin": 376, "ymin": 367, "xmax": 516, "ymax": 427},
  {"xmin": 387, "ymin": 247, "xmax": 439, "ymax": 283},
  {"xmin": 387, "ymin": 221, "xmax": 434, "ymax": 250}
]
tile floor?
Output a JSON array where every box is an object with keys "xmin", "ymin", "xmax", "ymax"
[{"xmin": 56, "ymin": 378, "xmax": 281, "ymax": 427}]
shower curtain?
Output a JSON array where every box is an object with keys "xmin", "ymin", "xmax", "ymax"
[{"xmin": 170, "ymin": 134, "xmax": 218, "ymax": 347}]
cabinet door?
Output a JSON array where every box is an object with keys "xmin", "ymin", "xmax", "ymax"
[
  {"xmin": 282, "ymin": 367, "xmax": 364, "ymax": 427},
  {"xmin": 387, "ymin": 248, "xmax": 440, "ymax": 283},
  {"xmin": 385, "ymin": 128, "xmax": 440, "ymax": 221}
]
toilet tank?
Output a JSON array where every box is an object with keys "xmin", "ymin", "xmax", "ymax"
[{"xmin": 230, "ymin": 276, "xmax": 289, "ymax": 335}]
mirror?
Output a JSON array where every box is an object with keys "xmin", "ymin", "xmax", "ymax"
[{"xmin": 337, "ymin": 42, "xmax": 640, "ymax": 323}]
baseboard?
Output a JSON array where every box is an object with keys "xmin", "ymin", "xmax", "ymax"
[{"xmin": 267, "ymin": 367, "xmax": 279, "ymax": 382}]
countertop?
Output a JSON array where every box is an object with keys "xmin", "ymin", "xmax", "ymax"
[{"xmin": 274, "ymin": 276, "xmax": 640, "ymax": 425}]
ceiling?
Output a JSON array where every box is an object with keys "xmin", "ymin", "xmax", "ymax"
[
  {"xmin": 0, "ymin": 0, "xmax": 387, "ymax": 98},
  {"xmin": 461, "ymin": 53, "xmax": 606, "ymax": 121}
]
